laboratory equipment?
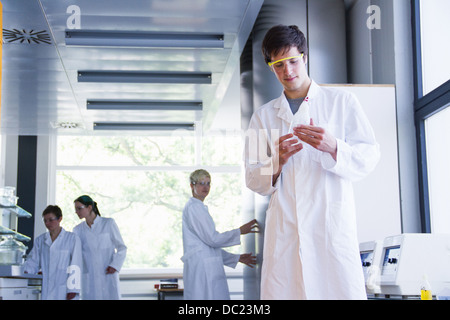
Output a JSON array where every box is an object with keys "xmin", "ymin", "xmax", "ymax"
[
  {"xmin": 360, "ymin": 240, "xmax": 383, "ymax": 296},
  {"xmin": 0, "ymin": 187, "xmax": 41, "ymax": 299},
  {"xmin": 0, "ymin": 236, "xmax": 27, "ymax": 265},
  {"xmin": 420, "ymin": 274, "xmax": 432, "ymax": 300},
  {"xmin": 379, "ymin": 233, "xmax": 450, "ymax": 299},
  {"xmin": 0, "ymin": 275, "xmax": 40, "ymax": 300},
  {"xmin": 0, "ymin": 187, "xmax": 30, "ymax": 265},
  {"xmin": 0, "ymin": 187, "xmax": 17, "ymax": 207}
]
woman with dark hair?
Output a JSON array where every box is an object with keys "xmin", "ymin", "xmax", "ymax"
[
  {"xmin": 24, "ymin": 205, "xmax": 82, "ymax": 300},
  {"xmin": 73, "ymin": 195, "xmax": 127, "ymax": 300}
]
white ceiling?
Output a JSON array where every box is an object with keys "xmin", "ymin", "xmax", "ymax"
[{"xmin": 1, "ymin": 0, "xmax": 263, "ymax": 135}]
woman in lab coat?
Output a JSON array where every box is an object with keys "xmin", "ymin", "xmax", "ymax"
[
  {"xmin": 181, "ymin": 169, "xmax": 257, "ymax": 300},
  {"xmin": 24, "ymin": 205, "xmax": 82, "ymax": 300},
  {"xmin": 73, "ymin": 195, "xmax": 127, "ymax": 300},
  {"xmin": 245, "ymin": 25, "xmax": 380, "ymax": 299}
]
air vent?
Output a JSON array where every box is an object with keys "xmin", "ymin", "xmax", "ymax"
[{"xmin": 3, "ymin": 29, "xmax": 51, "ymax": 44}]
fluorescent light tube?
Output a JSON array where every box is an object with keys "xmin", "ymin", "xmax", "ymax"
[
  {"xmin": 78, "ymin": 71, "xmax": 212, "ymax": 84},
  {"xmin": 93, "ymin": 122, "xmax": 195, "ymax": 131},
  {"xmin": 87, "ymin": 99, "xmax": 203, "ymax": 111},
  {"xmin": 65, "ymin": 30, "xmax": 224, "ymax": 48}
]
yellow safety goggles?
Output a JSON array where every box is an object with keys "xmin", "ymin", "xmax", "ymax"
[{"xmin": 268, "ymin": 54, "xmax": 304, "ymax": 68}]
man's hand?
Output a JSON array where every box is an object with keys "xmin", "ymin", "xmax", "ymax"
[
  {"xmin": 293, "ymin": 119, "xmax": 337, "ymax": 161},
  {"xmin": 272, "ymin": 133, "xmax": 303, "ymax": 184}
]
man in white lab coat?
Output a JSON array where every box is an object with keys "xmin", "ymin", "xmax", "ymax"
[
  {"xmin": 181, "ymin": 169, "xmax": 258, "ymax": 300},
  {"xmin": 245, "ymin": 25, "xmax": 380, "ymax": 299}
]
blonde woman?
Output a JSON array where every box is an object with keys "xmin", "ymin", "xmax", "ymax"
[{"xmin": 181, "ymin": 169, "xmax": 258, "ymax": 300}]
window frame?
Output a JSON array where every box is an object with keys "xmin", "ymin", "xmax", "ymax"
[
  {"xmin": 49, "ymin": 130, "xmax": 244, "ymax": 271},
  {"xmin": 412, "ymin": 0, "xmax": 450, "ymax": 232}
]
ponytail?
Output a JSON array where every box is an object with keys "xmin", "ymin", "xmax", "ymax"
[{"xmin": 74, "ymin": 195, "xmax": 101, "ymax": 216}]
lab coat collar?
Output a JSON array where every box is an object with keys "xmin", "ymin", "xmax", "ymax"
[
  {"xmin": 44, "ymin": 227, "xmax": 66, "ymax": 246},
  {"xmin": 305, "ymin": 79, "xmax": 320, "ymax": 99},
  {"xmin": 84, "ymin": 215, "xmax": 102, "ymax": 229},
  {"xmin": 190, "ymin": 196, "xmax": 202, "ymax": 204},
  {"xmin": 274, "ymin": 93, "xmax": 292, "ymax": 123},
  {"xmin": 274, "ymin": 80, "xmax": 320, "ymax": 123},
  {"xmin": 190, "ymin": 196, "xmax": 207, "ymax": 208}
]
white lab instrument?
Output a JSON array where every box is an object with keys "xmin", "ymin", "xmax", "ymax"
[
  {"xmin": 0, "ymin": 266, "xmax": 41, "ymax": 300},
  {"xmin": 359, "ymin": 240, "xmax": 383, "ymax": 295},
  {"xmin": 379, "ymin": 233, "xmax": 450, "ymax": 299}
]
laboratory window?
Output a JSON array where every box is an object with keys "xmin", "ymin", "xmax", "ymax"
[
  {"xmin": 413, "ymin": 0, "xmax": 450, "ymax": 232},
  {"xmin": 419, "ymin": 0, "xmax": 450, "ymax": 96},
  {"xmin": 54, "ymin": 133, "xmax": 242, "ymax": 269},
  {"xmin": 424, "ymin": 104, "xmax": 450, "ymax": 234}
]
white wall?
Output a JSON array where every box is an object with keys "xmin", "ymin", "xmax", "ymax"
[
  {"xmin": 327, "ymin": 85, "xmax": 402, "ymax": 242},
  {"xmin": 347, "ymin": 0, "xmax": 421, "ymax": 233}
]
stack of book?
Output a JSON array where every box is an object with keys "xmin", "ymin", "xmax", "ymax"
[{"xmin": 160, "ymin": 278, "xmax": 178, "ymax": 289}]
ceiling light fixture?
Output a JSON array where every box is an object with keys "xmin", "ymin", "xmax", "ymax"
[
  {"xmin": 65, "ymin": 30, "xmax": 224, "ymax": 48},
  {"xmin": 86, "ymin": 99, "xmax": 203, "ymax": 111},
  {"xmin": 78, "ymin": 70, "xmax": 212, "ymax": 84},
  {"xmin": 93, "ymin": 122, "xmax": 195, "ymax": 131}
]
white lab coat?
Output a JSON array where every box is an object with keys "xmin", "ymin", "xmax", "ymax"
[
  {"xmin": 181, "ymin": 197, "xmax": 240, "ymax": 300},
  {"xmin": 245, "ymin": 81, "xmax": 380, "ymax": 300},
  {"xmin": 73, "ymin": 216, "xmax": 127, "ymax": 300},
  {"xmin": 24, "ymin": 228, "xmax": 82, "ymax": 300}
]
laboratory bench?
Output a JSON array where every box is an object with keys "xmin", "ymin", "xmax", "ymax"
[{"xmin": 0, "ymin": 265, "xmax": 42, "ymax": 300}]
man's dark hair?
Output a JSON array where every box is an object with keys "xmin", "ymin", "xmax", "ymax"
[
  {"xmin": 42, "ymin": 205, "xmax": 63, "ymax": 219},
  {"xmin": 262, "ymin": 25, "xmax": 308, "ymax": 65}
]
